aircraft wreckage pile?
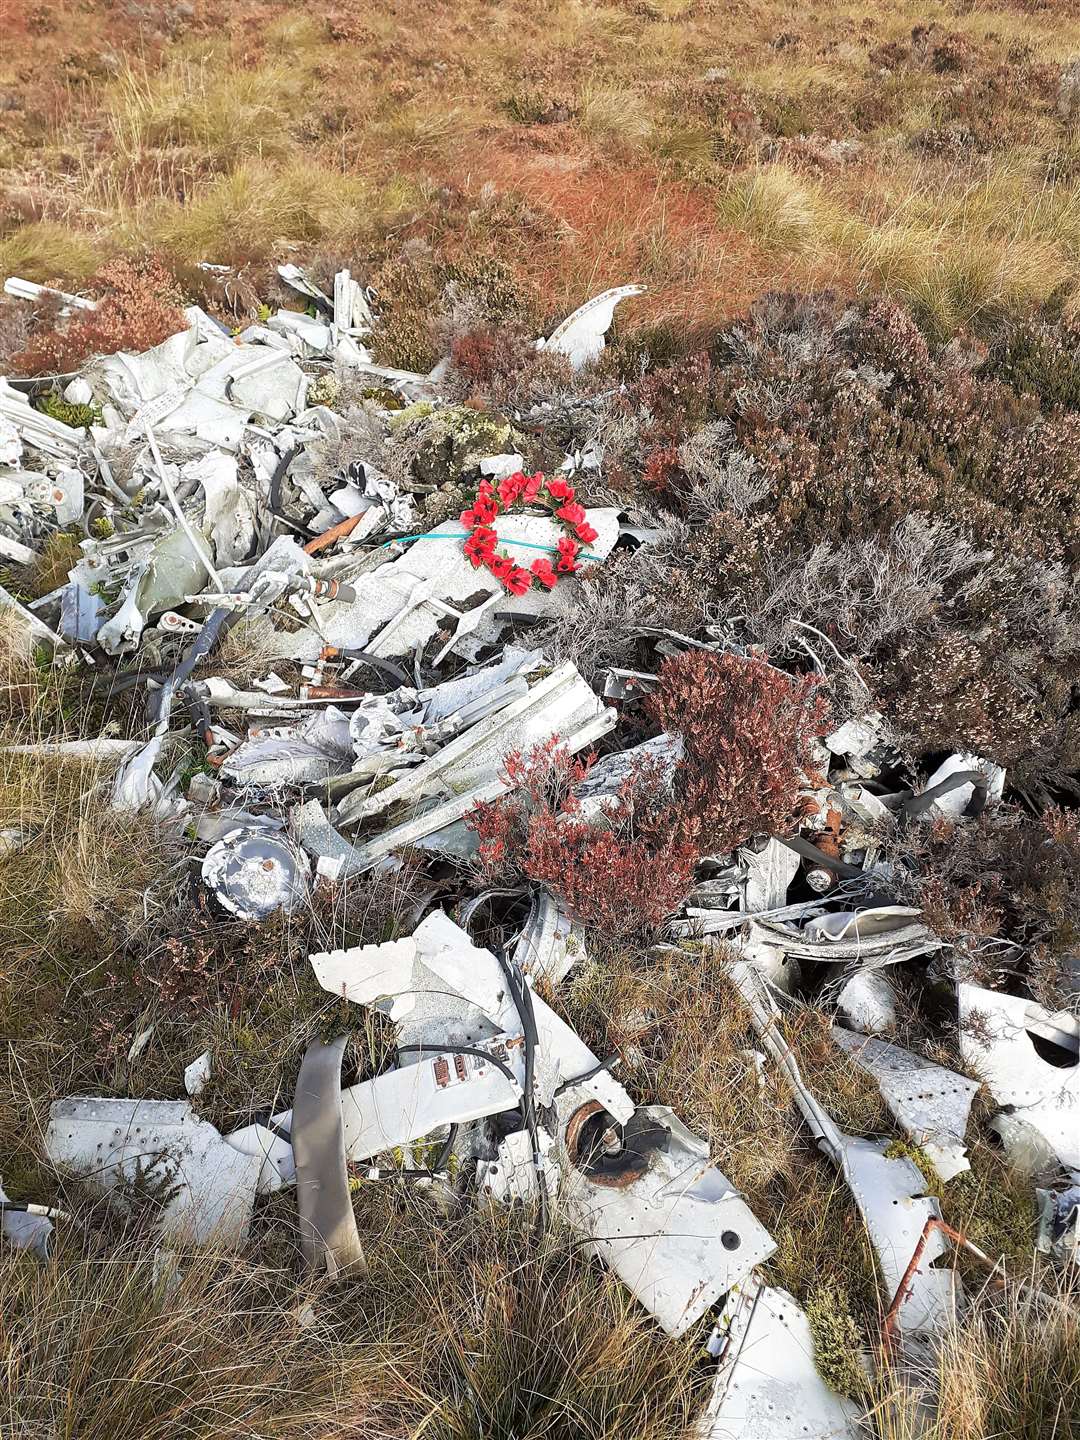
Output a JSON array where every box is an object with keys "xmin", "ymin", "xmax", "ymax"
[{"xmin": 1, "ymin": 268, "xmax": 1077, "ymax": 1437}]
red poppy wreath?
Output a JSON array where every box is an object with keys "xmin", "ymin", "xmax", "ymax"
[{"xmin": 460, "ymin": 470, "xmax": 598, "ymax": 596}]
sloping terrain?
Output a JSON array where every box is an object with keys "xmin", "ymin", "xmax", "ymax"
[{"xmin": 1, "ymin": 4, "xmax": 1079, "ymax": 1439}]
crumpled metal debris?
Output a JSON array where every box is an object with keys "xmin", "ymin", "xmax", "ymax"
[
  {"xmin": 958, "ymin": 984, "xmax": 1080, "ymax": 1172},
  {"xmin": 0, "ymin": 1178, "xmax": 54, "ymax": 1260},
  {"xmin": 831, "ymin": 1028, "xmax": 980, "ymax": 1181},
  {"xmin": 557, "ymin": 1101, "xmax": 775, "ymax": 1336},
  {"xmin": 727, "ymin": 958, "xmax": 962, "ymax": 1340},
  {"xmin": 307, "ymin": 911, "xmax": 774, "ymax": 1334},
  {"xmin": 699, "ymin": 1275, "xmax": 862, "ymax": 1439},
  {"xmin": 1036, "ymin": 1184, "xmax": 1080, "ymax": 1267},
  {"xmin": 45, "ymin": 1097, "xmax": 263, "ymax": 1246},
  {"xmin": 333, "ymin": 660, "xmax": 616, "ymax": 866},
  {"xmin": 836, "ymin": 968, "xmax": 899, "ymax": 1035},
  {"xmin": 14, "ymin": 251, "xmax": 1073, "ymax": 1417}
]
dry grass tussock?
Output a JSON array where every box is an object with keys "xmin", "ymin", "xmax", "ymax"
[
  {"xmin": 8, "ymin": 1, "xmax": 1080, "ymax": 327},
  {"xmin": 1, "ymin": 1197, "xmax": 705, "ymax": 1440},
  {"xmin": 872, "ymin": 1280, "xmax": 1080, "ymax": 1440},
  {"xmin": 561, "ymin": 941, "xmax": 887, "ymax": 1323}
]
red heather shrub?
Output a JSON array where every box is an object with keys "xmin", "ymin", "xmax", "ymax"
[
  {"xmin": 643, "ymin": 445, "xmax": 683, "ymax": 493},
  {"xmin": 10, "ymin": 253, "xmax": 185, "ymax": 376},
  {"xmin": 466, "ymin": 739, "xmax": 696, "ymax": 939},
  {"xmin": 645, "ymin": 649, "xmax": 829, "ymax": 855},
  {"xmin": 449, "ymin": 326, "xmax": 532, "ymax": 391}
]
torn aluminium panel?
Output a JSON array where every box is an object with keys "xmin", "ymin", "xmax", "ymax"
[
  {"xmin": 1036, "ymin": 1185, "xmax": 1080, "ymax": 1267},
  {"xmin": 741, "ymin": 909, "xmax": 939, "ymax": 968},
  {"xmin": 237, "ymin": 1036, "xmax": 523, "ymax": 1192},
  {"xmin": 727, "ymin": 958, "xmax": 960, "ymax": 1337},
  {"xmin": 4, "ymin": 275, "xmax": 97, "ymax": 312},
  {"xmin": 742, "ymin": 838, "xmax": 801, "ymax": 914},
  {"xmin": 335, "ymin": 661, "xmax": 616, "ymax": 867},
  {"xmin": 309, "ymin": 910, "xmax": 782, "ymax": 1348},
  {"xmin": 0, "ymin": 581, "xmax": 68, "ymax": 651},
  {"xmin": 698, "ymin": 1276, "xmax": 862, "ymax": 1439},
  {"xmin": 292, "ymin": 1036, "xmax": 367, "ymax": 1279},
  {"xmin": 0, "ymin": 378, "xmax": 87, "ymax": 461},
  {"xmin": 310, "ymin": 911, "xmax": 633, "ymax": 1123},
  {"xmin": 45, "ymin": 1098, "xmax": 263, "ymax": 1246},
  {"xmin": 958, "ymin": 983, "xmax": 1080, "ymax": 1171},
  {"xmin": 92, "ymin": 312, "xmax": 308, "ymax": 451},
  {"xmin": 220, "ymin": 707, "xmax": 356, "ymax": 787},
  {"xmin": 290, "ymin": 798, "xmax": 368, "ymax": 880},
  {"xmin": 49, "ymin": 932, "xmax": 767, "ymax": 1341},
  {"xmin": 537, "ymin": 286, "xmax": 646, "ymax": 369},
  {"xmin": 555, "ymin": 1099, "xmax": 776, "ymax": 1338},
  {"xmin": 920, "ymin": 752, "xmax": 1005, "ymax": 819},
  {"xmin": 831, "ymin": 1028, "xmax": 980, "ymax": 1182}
]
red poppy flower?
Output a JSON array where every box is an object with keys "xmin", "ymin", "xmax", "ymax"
[
  {"xmin": 464, "ymin": 526, "xmax": 498, "ymax": 567},
  {"xmin": 556, "ymin": 535, "xmax": 579, "ymax": 574},
  {"xmin": 505, "ymin": 565, "xmax": 534, "ymax": 596},
  {"xmin": 546, "ymin": 476, "xmax": 575, "ymax": 501},
  {"xmin": 522, "ymin": 472, "xmax": 544, "ymax": 502},
  {"xmin": 575, "ymin": 520, "xmax": 598, "ymax": 545},
  {"xmin": 530, "ymin": 557, "xmax": 558, "ymax": 589},
  {"xmin": 556, "ymin": 500, "xmax": 587, "ymax": 527},
  {"xmin": 498, "ymin": 471, "xmax": 526, "ymax": 506},
  {"xmin": 486, "ymin": 552, "xmax": 514, "ymax": 582}
]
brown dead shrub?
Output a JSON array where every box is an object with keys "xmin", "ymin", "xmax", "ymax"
[
  {"xmin": 9, "ymin": 254, "xmax": 184, "ymax": 376},
  {"xmin": 645, "ymin": 649, "xmax": 830, "ymax": 855}
]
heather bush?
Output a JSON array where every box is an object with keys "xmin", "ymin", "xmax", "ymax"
[
  {"xmin": 871, "ymin": 808, "xmax": 1080, "ymax": 999},
  {"xmin": 599, "ymin": 293, "xmax": 1080, "ymax": 780},
  {"xmin": 986, "ymin": 316, "xmax": 1080, "ymax": 412},
  {"xmin": 644, "ymin": 649, "xmax": 829, "ymax": 855},
  {"xmin": 539, "ymin": 290, "xmax": 1080, "ymax": 789},
  {"xmin": 10, "ymin": 254, "xmax": 184, "ymax": 376},
  {"xmin": 466, "ymin": 740, "xmax": 695, "ymax": 939}
]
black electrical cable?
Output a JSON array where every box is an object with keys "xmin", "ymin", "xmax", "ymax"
[
  {"xmin": 86, "ymin": 668, "xmax": 168, "ymax": 694},
  {"xmin": 0, "ymin": 1200, "xmax": 68, "ymax": 1220},
  {"xmin": 149, "ymin": 605, "xmax": 232, "ymax": 725},
  {"xmin": 778, "ymin": 834, "xmax": 863, "ymax": 880},
  {"xmin": 249, "ymin": 1113, "xmax": 293, "ymax": 1145},
  {"xmin": 266, "ymin": 445, "xmax": 318, "ymax": 539},
  {"xmin": 493, "ymin": 945, "xmax": 548, "ymax": 1235},
  {"xmin": 553, "ymin": 1053, "xmax": 621, "ymax": 1097},
  {"xmin": 180, "ymin": 682, "xmax": 213, "ymax": 742},
  {"xmin": 268, "ymin": 446, "xmax": 298, "ymax": 520},
  {"xmin": 336, "ymin": 649, "xmax": 411, "ymax": 688},
  {"xmin": 430, "ymin": 1122, "xmax": 460, "ymax": 1175}
]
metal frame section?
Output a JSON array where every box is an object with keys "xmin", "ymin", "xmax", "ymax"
[
  {"xmin": 958, "ymin": 983, "xmax": 1080, "ymax": 1171},
  {"xmin": 831, "ymin": 1028, "xmax": 980, "ymax": 1182},
  {"xmin": 727, "ymin": 958, "xmax": 961, "ymax": 1339},
  {"xmin": 698, "ymin": 1275, "xmax": 862, "ymax": 1439}
]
